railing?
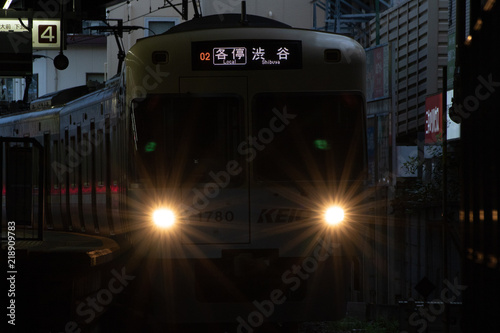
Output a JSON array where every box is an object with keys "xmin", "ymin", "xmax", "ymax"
[{"xmin": 1, "ymin": 137, "xmax": 44, "ymax": 240}]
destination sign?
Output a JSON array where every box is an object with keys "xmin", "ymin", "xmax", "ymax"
[{"xmin": 192, "ymin": 40, "xmax": 302, "ymax": 70}]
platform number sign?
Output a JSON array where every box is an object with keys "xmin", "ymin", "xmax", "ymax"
[
  {"xmin": 33, "ymin": 20, "xmax": 61, "ymax": 50},
  {"xmin": 38, "ymin": 25, "xmax": 57, "ymax": 44}
]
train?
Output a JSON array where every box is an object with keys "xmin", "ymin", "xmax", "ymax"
[{"xmin": 1, "ymin": 12, "xmax": 367, "ymax": 331}]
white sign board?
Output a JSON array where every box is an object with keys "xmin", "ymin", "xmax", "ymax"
[
  {"xmin": 32, "ymin": 20, "xmax": 60, "ymax": 49},
  {"xmin": 447, "ymin": 90, "xmax": 461, "ymax": 141},
  {"xmin": 0, "ymin": 19, "xmax": 60, "ymax": 50}
]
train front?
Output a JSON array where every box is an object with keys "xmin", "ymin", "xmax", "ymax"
[{"xmin": 124, "ymin": 14, "xmax": 367, "ymax": 327}]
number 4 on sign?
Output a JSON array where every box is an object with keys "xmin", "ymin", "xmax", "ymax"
[{"xmin": 39, "ymin": 25, "xmax": 57, "ymax": 44}]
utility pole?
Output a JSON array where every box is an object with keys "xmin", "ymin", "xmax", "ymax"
[{"xmin": 375, "ymin": 0, "xmax": 380, "ymax": 45}]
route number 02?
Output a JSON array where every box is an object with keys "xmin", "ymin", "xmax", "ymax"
[
  {"xmin": 38, "ymin": 25, "xmax": 57, "ymax": 44},
  {"xmin": 199, "ymin": 52, "xmax": 211, "ymax": 61}
]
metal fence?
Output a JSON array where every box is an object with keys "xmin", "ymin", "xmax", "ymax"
[{"xmin": 1, "ymin": 137, "xmax": 44, "ymax": 240}]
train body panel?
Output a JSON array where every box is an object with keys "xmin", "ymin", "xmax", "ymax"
[{"xmin": 126, "ymin": 18, "xmax": 367, "ymax": 254}]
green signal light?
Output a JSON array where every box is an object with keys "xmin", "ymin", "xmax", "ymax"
[
  {"xmin": 314, "ymin": 139, "xmax": 331, "ymax": 150},
  {"xmin": 145, "ymin": 141, "xmax": 157, "ymax": 152}
]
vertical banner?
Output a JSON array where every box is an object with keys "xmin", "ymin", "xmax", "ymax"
[
  {"xmin": 447, "ymin": 32, "xmax": 456, "ymax": 90},
  {"xmin": 425, "ymin": 93, "xmax": 443, "ymax": 144},
  {"xmin": 366, "ymin": 44, "xmax": 390, "ymax": 101},
  {"xmin": 377, "ymin": 115, "xmax": 390, "ymax": 183},
  {"xmin": 367, "ymin": 117, "xmax": 376, "ymax": 185},
  {"xmin": 372, "ymin": 47, "xmax": 385, "ymax": 98}
]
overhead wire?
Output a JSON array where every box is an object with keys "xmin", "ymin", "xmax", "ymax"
[{"xmin": 106, "ymin": 0, "xmax": 201, "ymax": 24}]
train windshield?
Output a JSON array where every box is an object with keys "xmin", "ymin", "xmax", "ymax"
[
  {"xmin": 252, "ymin": 93, "xmax": 366, "ymax": 182},
  {"xmin": 132, "ymin": 94, "xmax": 244, "ymax": 186}
]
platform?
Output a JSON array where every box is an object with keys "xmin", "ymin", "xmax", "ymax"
[
  {"xmin": 2, "ymin": 230, "xmax": 129, "ymax": 271},
  {"xmin": 2, "ymin": 230, "xmax": 133, "ymax": 332},
  {"xmin": 4, "ymin": 230, "xmax": 126, "ymax": 266}
]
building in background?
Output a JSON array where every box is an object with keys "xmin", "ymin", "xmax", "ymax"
[
  {"xmin": 372, "ymin": 0, "xmax": 449, "ymax": 142},
  {"xmin": 33, "ymin": 33, "xmax": 107, "ymax": 96},
  {"xmin": 312, "ymin": 0, "xmax": 394, "ymax": 46},
  {"xmin": 0, "ymin": 23, "xmax": 107, "ymax": 110},
  {"xmin": 105, "ymin": 0, "xmax": 184, "ymax": 80}
]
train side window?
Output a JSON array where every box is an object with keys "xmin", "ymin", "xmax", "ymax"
[
  {"xmin": 32, "ymin": 139, "xmax": 40, "ymax": 189},
  {"xmin": 77, "ymin": 125, "xmax": 82, "ymax": 189},
  {"xmin": 90, "ymin": 121, "xmax": 96, "ymax": 189},
  {"xmin": 62, "ymin": 129, "xmax": 69, "ymax": 192},
  {"xmin": 104, "ymin": 117, "xmax": 111, "ymax": 188},
  {"xmin": 111, "ymin": 125, "xmax": 118, "ymax": 187},
  {"xmin": 70, "ymin": 136, "xmax": 76, "ymax": 188},
  {"xmin": 82, "ymin": 133, "xmax": 90, "ymax": 187},
  {"xmin": 44, "ymin": 133, "xmax": 53, "ymax": 228},
  {"xmin": 52, "ymin": 140, "xmax": 59, "ymax": 189},
  {"xmin": 97, "ymin": 129, "xmax": 104, "ymax": 186}
]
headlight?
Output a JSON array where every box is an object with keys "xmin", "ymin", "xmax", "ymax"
[
  {"xmin": 152, "ymin": 208, "xmax": 176, "ymax": 228},
  {"xmin": 324, "ymin": 206, "xmax": 345, "ymax": 225}
]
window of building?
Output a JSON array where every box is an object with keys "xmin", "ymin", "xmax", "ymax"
[
  {"xmin": 27, "ymin": 74, "xmax": 38, "ymax": 102},
  {"xmin": 86, "ymin": 73, "xmax": 105, "ymax": 86},
  {"xmin": 1, "ymin": 77, "xmax": 13, "ymax": 102},
  {"xmin": 82, "ymin": 20, "xmax": 108, "ymax": 36},
  {"xmin": 144, "ymin": 17, "xmax": 179, "ymax": 37}
]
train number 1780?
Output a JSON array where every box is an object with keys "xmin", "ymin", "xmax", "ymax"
[{"xmin": 197, "ymin": 210, "xmax": 234, "ymax": 222}]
